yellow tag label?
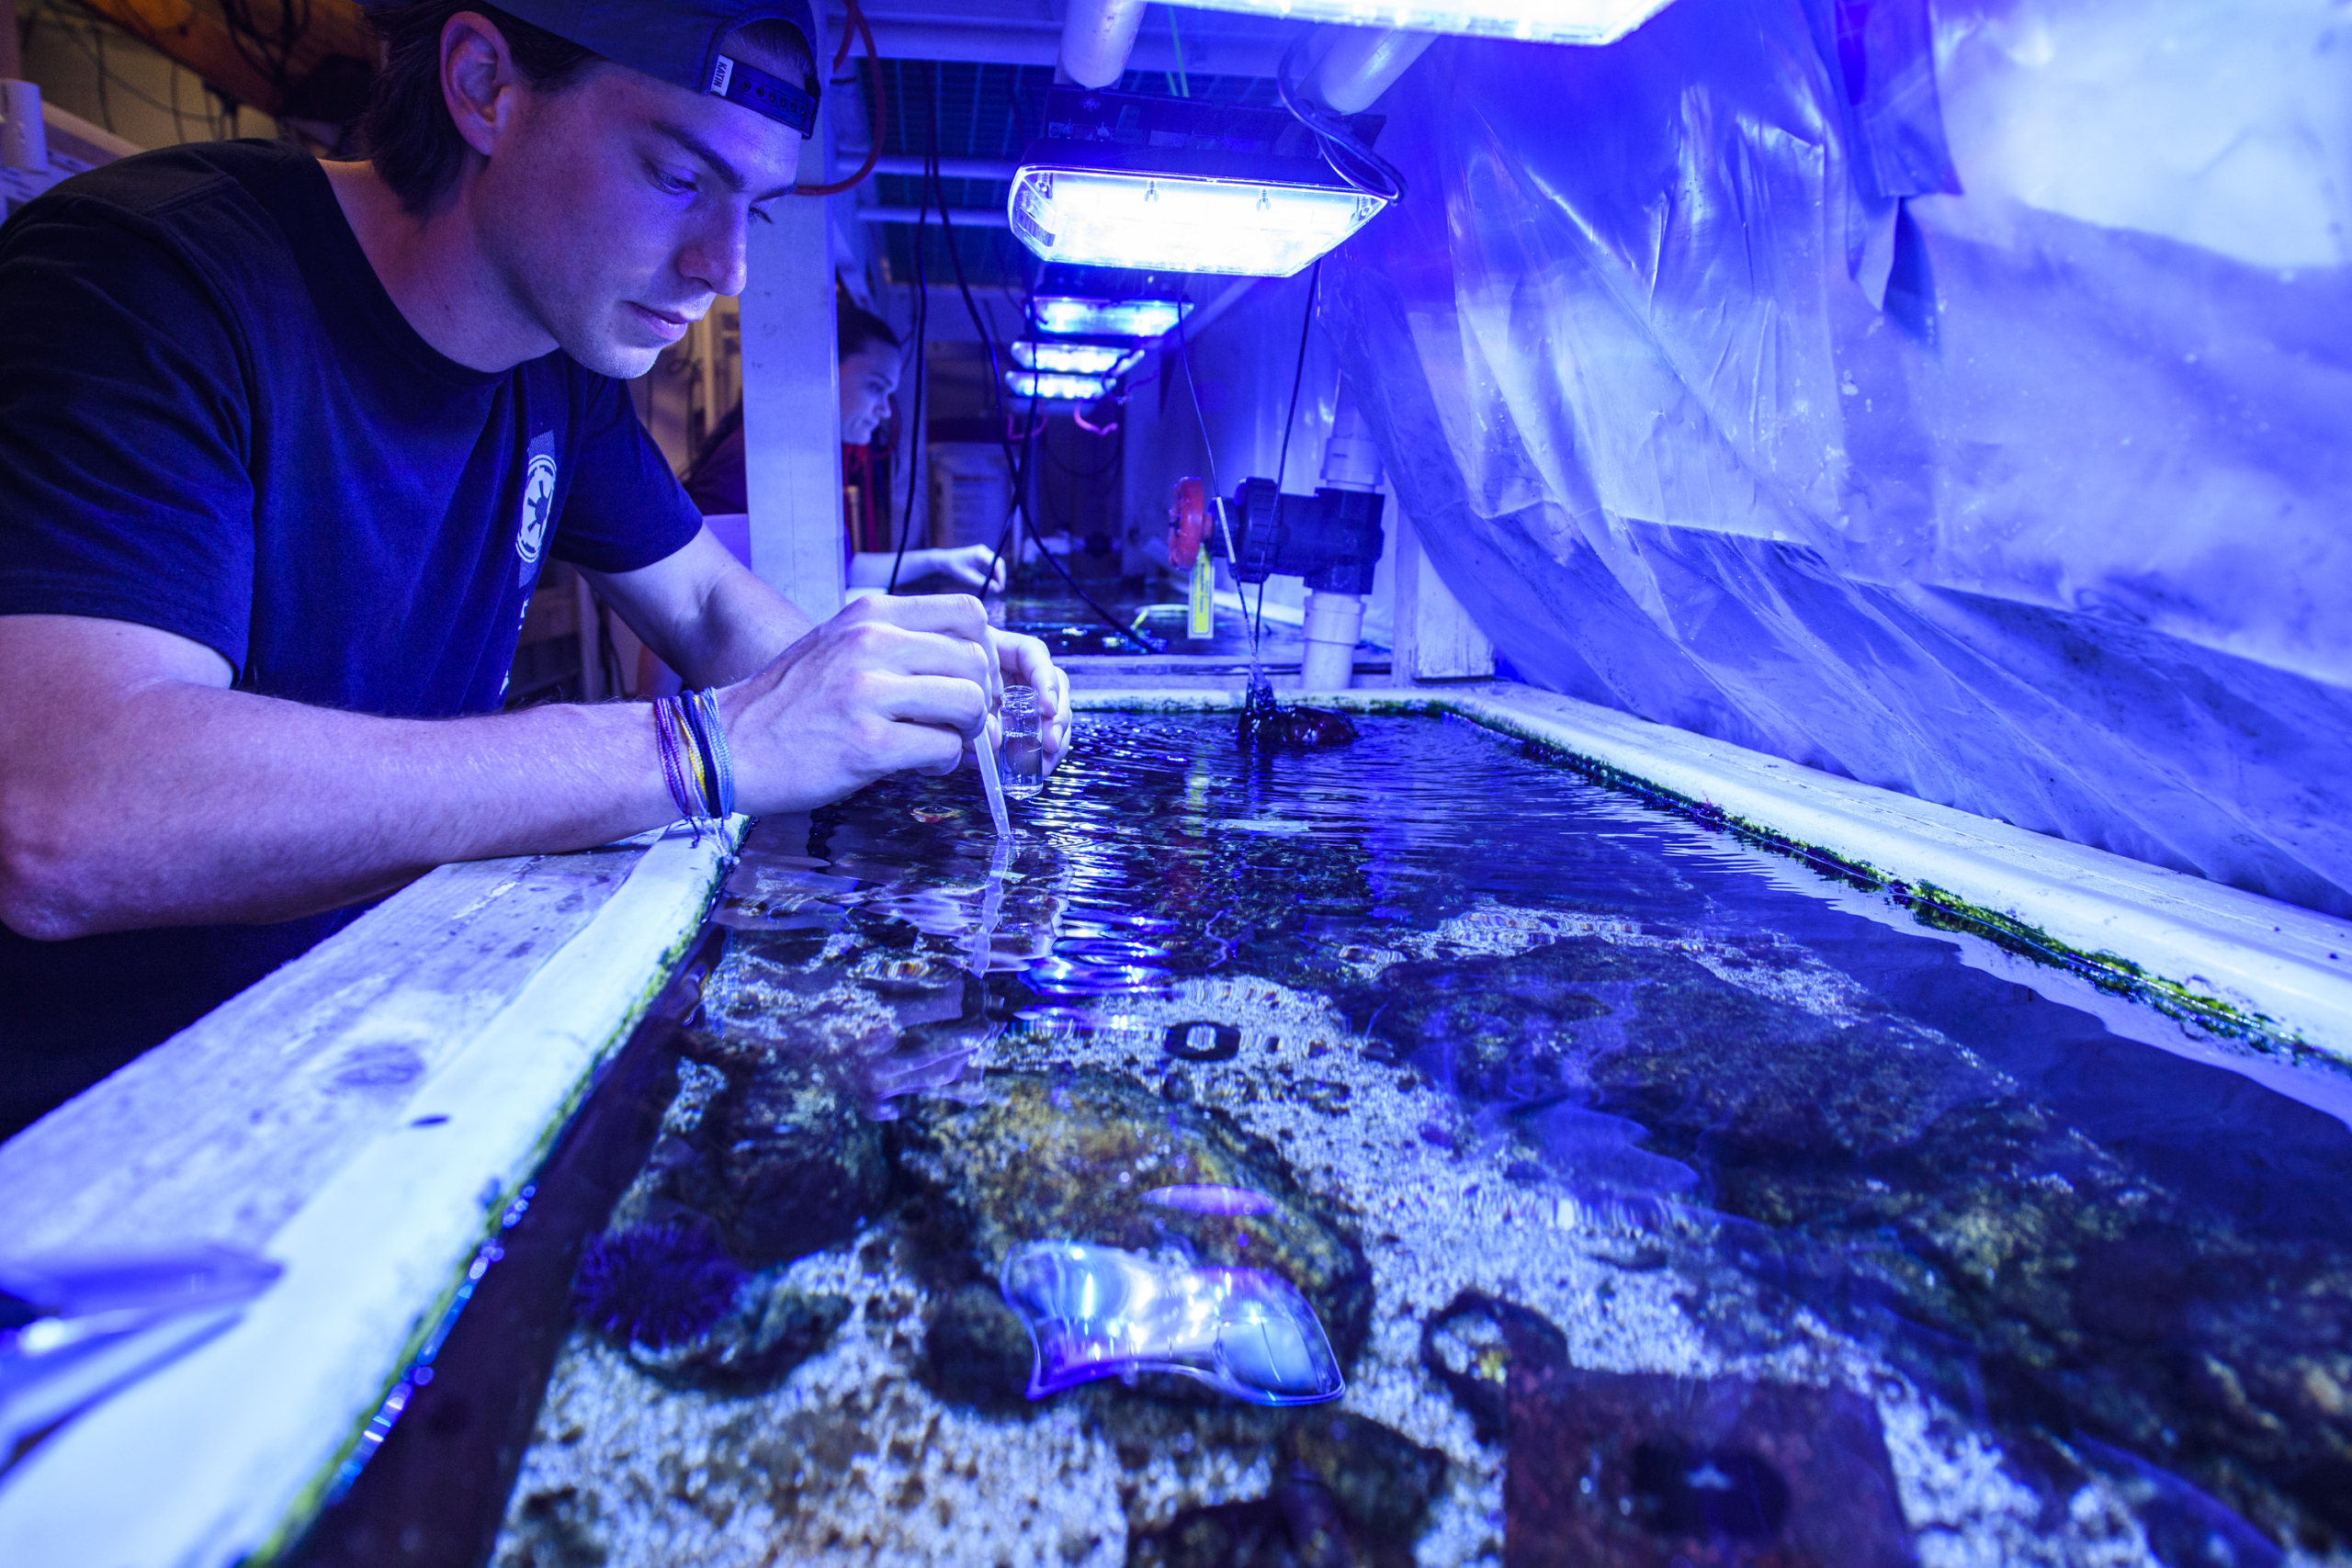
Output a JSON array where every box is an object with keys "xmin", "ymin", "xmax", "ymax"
[{"xmin": 1187, "ymin": 548, "xmax": 1216, "ymax": 640}]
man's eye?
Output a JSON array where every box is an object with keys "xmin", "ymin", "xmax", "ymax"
[
  {"xmin": 652, "ymin": 167, "xmax": 695, "ymax": 195},
  {"xmin": 750, "ymin": 205, "xmax": 776, "ymax": 226}
]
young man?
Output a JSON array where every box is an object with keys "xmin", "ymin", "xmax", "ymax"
[
  {"xmin": 684, "ymin": 297, "xmax": 1008, "ymax": 592},
  {"xmin": 0, "ymin": 0, "xmax": 1070, "ymax": 1133}
]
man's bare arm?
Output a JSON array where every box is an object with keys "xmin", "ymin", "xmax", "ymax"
[
  {"xmin": 583, "ymin": 525, "xmax": 813, "ymax": 686},
  {"xmin": 0, "ymin": 593, "xmax": 1001, "ymax": 942}
]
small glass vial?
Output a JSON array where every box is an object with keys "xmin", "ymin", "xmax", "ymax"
[{"xmin": 1000, "ymin": 686, "xmax": 1046, "ymax": 800}]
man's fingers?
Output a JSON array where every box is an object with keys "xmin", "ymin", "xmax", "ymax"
[
  {"xmin": 849, "ymin": 591, "xmax": 994, "ymax": 642},
  {"xmin": 860, "ymin": 624, "xmax": 999, "ymax": 694},
  {"xmin": 993, "ymin": 631, "xmax": 1057, "ymax": 713},
  {"xmin": 873, "ymin": 672, "xmax": 990, "ymax": 736}
]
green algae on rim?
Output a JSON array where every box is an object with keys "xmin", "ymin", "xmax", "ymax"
[
  {"xmin": 253, "ymin": 849, "xmax": 741, "ymax": 1566},
  {"xmin": 1069, "ymin": 688, "xmax": 2314, "ymax": 1061}
]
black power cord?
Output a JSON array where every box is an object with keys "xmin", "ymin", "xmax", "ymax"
[
  {"xmin": 1261, "ymin": 258, "xmax": 1322, "ymax": 646},
  {"xmin": 922, "ymin": 64, "xmax": 1145, "ymax": 649},
  {"xmin": 1276, "ymin": 32, "xmax": 1407, "ymax": 204},
  {"xmin": 885, "ymin": 62, "xmax": 933, "ymax": 594}
]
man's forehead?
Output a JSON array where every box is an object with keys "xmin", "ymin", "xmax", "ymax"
[{"xmin": 593, "ymin": 66, "xmax": 804, "ymax": 196}]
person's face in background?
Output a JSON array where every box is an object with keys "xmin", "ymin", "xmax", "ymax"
[{"xmin": 840, "ymin": 346, "xmax": 902, "ymax": 445}]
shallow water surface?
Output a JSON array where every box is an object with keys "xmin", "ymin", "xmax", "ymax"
[{"xmin": 458, "ymin": 715, "xmax": 2348, "ymax": 1567}]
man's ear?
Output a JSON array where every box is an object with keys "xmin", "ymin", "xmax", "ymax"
[{"xmin": 440, "ymin": 10, "xmax": 520, "ymax": 160}]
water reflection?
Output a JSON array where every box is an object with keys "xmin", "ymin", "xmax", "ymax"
[{"xmin": 481, "ymin": 716, "xmax": 2352, "ymax": 1568}]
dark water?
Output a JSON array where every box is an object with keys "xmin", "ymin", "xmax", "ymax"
[{"xmin": 366, "ymin": 715, "xmax": 2352, "ymax": 1567}]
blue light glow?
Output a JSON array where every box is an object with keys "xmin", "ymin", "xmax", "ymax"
[
  {"xmin": 1030, "ymin": 298, "xmax": 1190, "ymax": 339},
  {"xmin": 1004, "ymin": 369, "xmax": 1118, "ymax": 402},
  {"xmin": 1011, "ymin": 340, "xmax": 1145, "ymax": 377},
  {"xmin": 1168, "ymin": 0, "xmax": 1676, "ymax": 44},
  {"xmin": 1010, "ymin": 165, "xmax": 1386, "ymax": 277}
]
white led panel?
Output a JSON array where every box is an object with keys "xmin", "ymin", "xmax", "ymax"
[
  {"xmin": 1009, "ymin": 167, "xmax": 1387, "ymax": 278},
  {"xmin": 1004, "ymin": 369, "xmax": 1119, "ymax": 402},
  {"xmin": 1011, "ymin": 340, "xmax": 1147, "ymax": 377},
  {"xmin": 1164, "ymin": 0, "xmax": 1676, "ymax": 45},
  {"xmin": 1031, "ymin": 298, "xmax": 1191, "ymax": 337}
]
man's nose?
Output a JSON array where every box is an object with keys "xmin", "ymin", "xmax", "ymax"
[{"xmin": 680, "ymin": 209, "xmax": 751, "ymax": 299}]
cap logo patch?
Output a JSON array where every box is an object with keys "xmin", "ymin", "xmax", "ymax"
[{"xmin": 707, "ymin": 51, "xmax": 816, "ymax": 137}]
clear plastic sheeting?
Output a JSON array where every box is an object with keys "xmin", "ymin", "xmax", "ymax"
[{"xmin": 1318, "ymin": 0, "xmax": 2352, "ymax": 914}]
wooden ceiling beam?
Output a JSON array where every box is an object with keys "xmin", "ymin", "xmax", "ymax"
[
  {"xmin": 74, "ymin": 0, "xmax": 379, "ymax": 117},
  {"xmin": 77, "ymin": 0, "xmax": 283, "ymax": 109}
]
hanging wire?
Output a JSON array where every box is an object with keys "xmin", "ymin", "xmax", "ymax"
[
  {"xmin": 885, "ymin": 58, "xmax": 935, "ymax": 594},
  {"xmin": 214, "ymin": 0, "xmax": 309, "ymax": 117},
  {"xmin": 1165, "ymin": 8, "xmax": 1190, "ymax": 98},
  {"xmin": 1262, "ymin": 257, "xmax": 1323, "ymax": 647},
  {"xmin": 52, "ymin": 3, "xmax": 222, "ymax": 135},
  {"xmin": 925, "ymin": 70, "xmax": 1133, "ymax": 640},
  {"xmin": 89, "ymin": 13, "xmax": 114, "ymax": 130},
  {"xmin": 1174, "ymin": 305, "xmax": 1263, "ymax": 659},
  {"xmin": 797, "ymin": 0, "xmax": 885, "ymax": 197},
  {"xmin": 1275, "ymin": 31, "xmax": 1407, "ymax": 204}
]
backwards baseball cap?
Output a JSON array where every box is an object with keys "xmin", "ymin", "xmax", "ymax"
[{"xmin": 490, "ymin": 0, "xmax": 824, "ymax": 136}]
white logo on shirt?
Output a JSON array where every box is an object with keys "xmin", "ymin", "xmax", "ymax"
[{"xmin": 516, "ymin": 452, "xmax": 559, "ymax": 566}]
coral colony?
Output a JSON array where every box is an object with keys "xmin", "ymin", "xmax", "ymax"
[{"xmin": 571, "ymin": 1224, "xmax": 746, "ymax": 1350}]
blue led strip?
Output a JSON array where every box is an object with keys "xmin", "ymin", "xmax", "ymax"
[{"xmin": 707, "ymin": 53, "xmax": 817, "ymax": 136}]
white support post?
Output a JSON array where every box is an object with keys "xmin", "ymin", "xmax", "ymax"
[
  {"xmin": 740, "ymin": 121, "xmax": 843, "ymax": 623},
  {"xmin": 1391, "ymin": 509, "xmax": 1495, "ymax": 682}
]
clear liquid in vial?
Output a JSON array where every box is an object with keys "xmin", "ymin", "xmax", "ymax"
[{"xmin": 1001, "ymin": 737, "xmax": 1046, "ymax": 799}]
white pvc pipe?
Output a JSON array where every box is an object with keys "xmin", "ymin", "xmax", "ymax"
[
  {"xmin": 1300, "ymin": 590, "xmax": 1366, "ymax": 691},
  {"xmin": 1321, "ymin": 386, "xmax": 1385, "ymax": 493},
  {"xmin": 1, "ymin": 80, "xmax": 47, "ymax": 174},
  {"xmin": 1307, "ymin": 26, "xmax": 1437, "ymax": 115},
  {"xmin": 1059, "ymin": 0, "xmax": 1150, "ymax": 90},
  {"xmin": 1300, "ymin": 380, "xmax": 1386, "ymax": 691}
]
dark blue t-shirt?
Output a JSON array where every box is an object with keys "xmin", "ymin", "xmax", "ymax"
[{"xmin": 0, "ymin": 141, "xmax": 703, "ymax": 1132}]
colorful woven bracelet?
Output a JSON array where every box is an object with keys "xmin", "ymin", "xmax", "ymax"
[
  {"xmin": 687, "ymin": 687, "xmax": 735, "ymax": 818},
  {"xmin": 651, "ymin": 696, "xmax": 707, "ymax": 833}
]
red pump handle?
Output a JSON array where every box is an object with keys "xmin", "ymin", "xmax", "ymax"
[{"xmin": 1169, "ymin": 477, "xmax": 1209, "ymax": 569}]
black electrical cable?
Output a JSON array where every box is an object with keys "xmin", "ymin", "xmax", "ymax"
[
  {"xmin": 1170, "ymin": 301, "xmax": 1253, "ymax": 652},
  {"xmin": 885, "ymin": 256, "xmax": 927, "ymax": 592},
  {"xmin": 54, "ymin": 3, "xmax": 220, "ymax": 132},
  {"xmin": 922, "ymin": 74, "xmax": 1140, "ymax": 648},
  {"xmin": 89, "ymin": 17, "xmax": 112, "ymax": 131},
  {"xmin": 215, "ymin": 0, "xmax": 309, "ymax": 120},
  {"xmin": 1276, "ymin": 32, "xmax": 1407, "ymax": 204},
  {"xmin": 1261, "ymin": 258, "xmax": 1322, "ymax": 646},
  {"xmin": 886, "ymin": 66, "xmax": 935, "ymax": 594},
  {"xmin": 1042, "ymin": 424, "xmax": 1121, "ymax": 481}
]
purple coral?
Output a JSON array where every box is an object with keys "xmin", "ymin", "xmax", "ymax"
[{"xmin": 572, "ymin": 1222, "xmax": 745, "ymax": 1348}]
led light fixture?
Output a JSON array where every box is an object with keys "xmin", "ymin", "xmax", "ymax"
[
  {"xmin": 1010, "ymin": 89, "xmax": 1392, "ymax": 278},
  {"xmin": 1031, "ymin": 297, "xmax": 1190, "ymax": 338},
  {"xmin": 1167, "ymin": 0, "xmax": 1677, "ymax": 46},
  {"xmin": 1011, "ymin": 339, "xmax": 1146, "ymax": 378},
  {"xmin": 1011, "ymin": 164, "xmax": 1385, "ymax": 278},
  {"xmin": 1004, "ymin": 369, "xmax": 1119, "ymax": 402}
]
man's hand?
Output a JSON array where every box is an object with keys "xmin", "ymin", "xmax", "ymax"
[
  {"xmin": 929, "ymin": 544, "xmax": 1011, "ymax": 594},
  {"xmin": 844, "ymin": 545, "xmax": 1010, "ymax": 594},
  {"xmin": 717, "ymin": 593, "xmax": 1003, "ymax": 813}
]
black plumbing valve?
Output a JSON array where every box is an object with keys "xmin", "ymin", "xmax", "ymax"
[{"xmin": 1206, "ymin": 478, "xmax": 1385, "ymax": 595}]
